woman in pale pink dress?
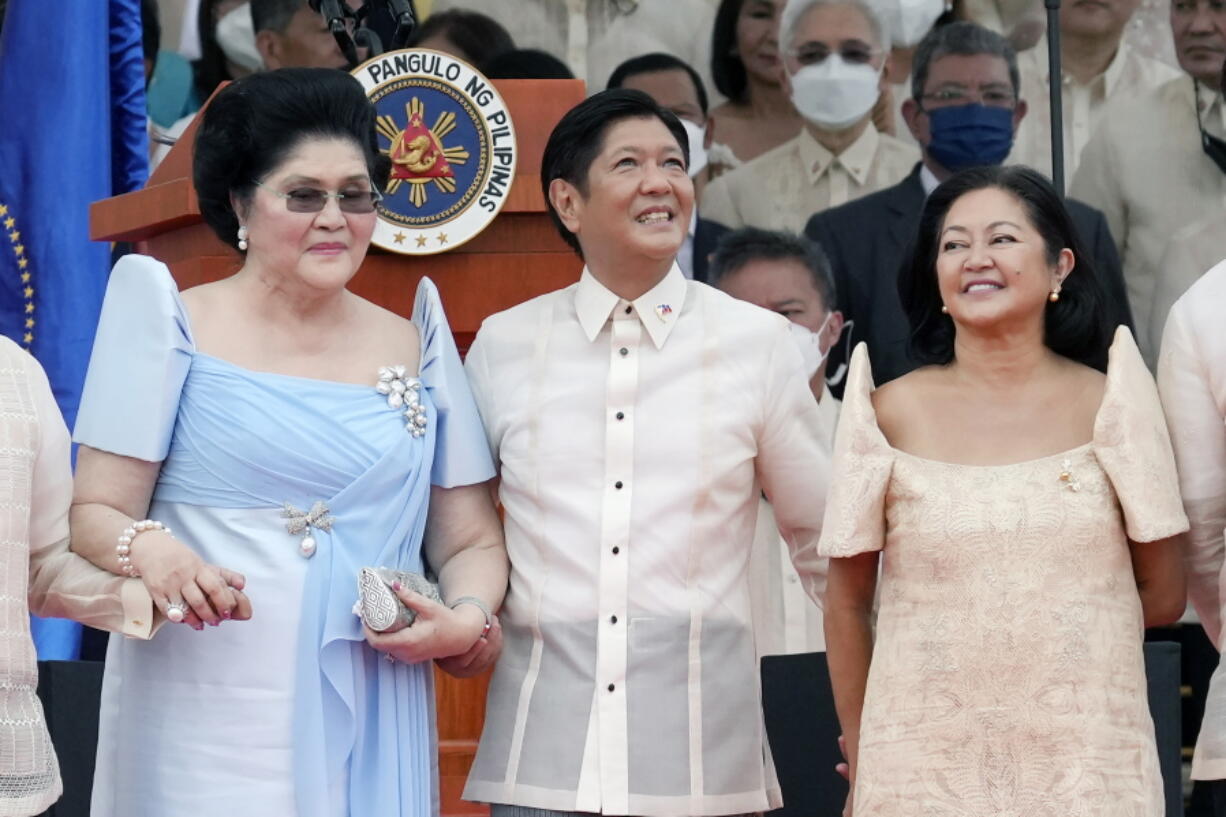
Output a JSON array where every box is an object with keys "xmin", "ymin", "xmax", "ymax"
[{"xmin": 822, "ymin": 165, "xmax": 1188, "ymax": 816}]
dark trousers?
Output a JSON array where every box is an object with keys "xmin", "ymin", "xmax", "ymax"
[{"xmin": 1212, "ymin": 780, "xmax": 1226, "ymax": 817}]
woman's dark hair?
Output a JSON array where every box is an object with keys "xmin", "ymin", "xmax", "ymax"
[
  {"xmin": 711, "ymin": 0, "xmax": 748, "ymax": 103},
  {"xmin": 407, "ymin": 9, "xmax": 515, "ymax": 68},
  {"xmin": 193, "ymin": 0, "xmax": 235, "ymax": 102},
  {"xmin": 193, "ymin": 68, "xmax": 391, "ymax": 251},
  {"xmin": 541, "ymin": 89, "xmax": 689, "ymax": 256},
  {"xmin": 900, "ymin": 165, "xmax": 1110, "ymax": 371}
]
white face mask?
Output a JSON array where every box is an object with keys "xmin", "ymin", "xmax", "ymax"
[
  {"xmin": 788, "ymin": 312, "xmax": 835, "ymax": 380},
  {"xmin": 680, "ymin": 118, "xmax": 709, "ymax": 178},
  {"xmin": 884, "ymin": 0, "xmax": 946, "ymax": 47},
  {"xmin": 215, "ymin": 3, "xmax": 263, "ymax": 73},
  {"xmin": 789, "ymin": 56, "xmax": 881, "ymax": 131}
]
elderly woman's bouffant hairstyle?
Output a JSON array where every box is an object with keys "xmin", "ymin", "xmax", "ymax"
[
  {"xmin": 193, "ymin": 68, "xmax": 391, "ymax": 251},
  {"xmin": 899, "ymin": 165, "xmax": 1110, "ymax": 372}
]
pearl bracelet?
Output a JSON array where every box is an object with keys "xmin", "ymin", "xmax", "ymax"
[{"xmin": 116, "ymin": 519, "xmax": 170, "ymax": 577}]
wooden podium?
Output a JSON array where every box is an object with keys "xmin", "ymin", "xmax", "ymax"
[{"xmin": 90, "ymin": 78, "xmax": 586, "ymax": 817}]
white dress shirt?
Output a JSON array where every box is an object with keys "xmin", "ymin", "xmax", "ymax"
[
  {"xmin": 1070, "ymin": 75, "xmax": 1226, "ymax": 364},
  {"xmin": 749, "ymin": 389, "xmax": 839, "ymax": 657},
  {"xmin": 700, "ymin": 124, "xmax": 920, "ymax": 233},
  {"xmin": 463, "ymin": 265, "xmax": 830, "ymax": 816},
  {"xmin": 1009, "ymin": 39, "xmax": 1180, "ymax": 179},
  {"xmin": 1158, "ymin": 259, "xmax": 1226, "ymax": 780}
]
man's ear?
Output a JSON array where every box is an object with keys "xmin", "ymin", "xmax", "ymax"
[
  {"xmin": 901, "ymin": 97, "xmax": 926, "ymax": 144},
  {"xmin": 255, "ymin": 30, "xmax": 281, "ymax": 70},
  {"xmin": 549, "ymin": 178, "xmax": 585, "ymax": 236},
  {"xmin": 1012, "ymin": 98, "xmax": 1029, "ymax": 132}
]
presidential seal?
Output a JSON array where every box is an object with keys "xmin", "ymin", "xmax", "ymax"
[{"xmin": 352, "ymin": 49, "xmax": 517, "ymax": 255}]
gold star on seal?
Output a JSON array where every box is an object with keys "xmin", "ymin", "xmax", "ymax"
[
  {"xmin": 0, "ymin": 205, "xmax": 8, "ymax": 217},
  {"xmin": 415, "ymin": 235, "xmax": 428, "ymax": 248},
  {"xmin": 393, "ymin": 232, "xmax": 406, "ymax": 245},
  {"xmin": 3, "ymin": 217, "xmax": 13, "ymax": 229},
  {"xmin": 437, "ymin": 233, "xmax": 448, "ymax": 246}
]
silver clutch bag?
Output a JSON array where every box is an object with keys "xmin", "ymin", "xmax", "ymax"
[{"xmin": 356, "ymin": 567, "xmax": 442, "ymax": 633}]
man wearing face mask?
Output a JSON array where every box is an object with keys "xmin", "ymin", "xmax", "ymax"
[
  {"xmin": 701, "ymin": 0, "xmax": 920, "ymax": 233},
  {"xmin": 607, "ymin": 53, "xmax": 730, "ymax": 281},
  {"xmin": 805, "ymin": 21, "xmax": 1132, "ymax": 387},
  {"xmin": 1071, "ymin": 0, "xmax": 1226, "ymax": 367},
  {"xmin": 1008, "ymin": 0, "xmax": 1180, "ymax": 179},
  {"xmin": 710, "ymin": 227, "xmax": 847, "ymax": 817}
]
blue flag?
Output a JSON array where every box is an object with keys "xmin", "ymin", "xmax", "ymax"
[{"xmin": 0, "ymin": 0, "xmax": 149, "ymax": 659}]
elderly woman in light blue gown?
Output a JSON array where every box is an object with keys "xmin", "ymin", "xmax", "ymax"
[{"xmin": 67, "ymin": 67, "xmax": 507, "ymax": 817}]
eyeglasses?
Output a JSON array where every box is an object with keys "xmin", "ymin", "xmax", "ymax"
[
  {"xmin": 920, "ymin": 87, "xmax": 1017, "ymax": 109},
  {"xmin": 253, "ymin": 180, "xmax": 383, "ymax": 214},
  {"xmin": 787, "ymin": 42, "xmax": 878, "ymax": 67}
]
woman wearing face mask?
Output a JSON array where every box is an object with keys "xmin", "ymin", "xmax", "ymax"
[
  {"xmin": 702, "ymin": 0, "xmax": 919, "ymax": 233},
  {"xmin": 822, "ymin": 165, "xmax": 1186, "ymax": 816},
  {"xmin": 707, "ymin": 0, "xmax": 804, "ymax": 178}
]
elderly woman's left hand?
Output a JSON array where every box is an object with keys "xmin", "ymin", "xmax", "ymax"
[{"xmin": 363, "ymin": 584, "xmax": 486, "ymax": 664}]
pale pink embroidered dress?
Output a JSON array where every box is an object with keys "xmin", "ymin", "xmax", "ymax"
[{"xmin": 820, "ymin": 328, "xmax": 1189, "ymax": 816}]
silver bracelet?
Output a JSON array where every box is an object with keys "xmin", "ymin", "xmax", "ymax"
[
  {"xmin": 116, "ymin": 519, "xmax": 169, "ymax": 577},
  {"xmin": 448, "ymin": 596, "xmax": 493, "ymax": 640}
]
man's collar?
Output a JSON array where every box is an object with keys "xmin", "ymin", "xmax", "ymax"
[
  {"xmin": 919, "ymin": 162, "xmax": 941, "ymax": 197},
  {"xmin": 575, "ymin": 263, "xmax": 689, "ymax": 349},
  {"xmin": 797, "ymin": 123, "xmax": 879, "ymax": 187},
  {"xmin": 1029, "ymin": 35, "xmax": 1132, "ymax": 95}
]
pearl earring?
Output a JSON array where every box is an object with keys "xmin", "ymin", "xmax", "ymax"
[
  {"xmin": 940, "ymin": 304, "xmax": 949, "ymax": 314},
  {"xmin": 237, "ymin": 225, "xmax": 249, "ymax": 252},
  {"xmin": 1048, "ymin": 288, "xmax": 1060, "ymax": 303}
]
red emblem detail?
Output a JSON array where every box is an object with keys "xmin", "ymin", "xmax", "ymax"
[{"xmin": 389, "ymin": 113, "xmax": 455, "ymax": 181}]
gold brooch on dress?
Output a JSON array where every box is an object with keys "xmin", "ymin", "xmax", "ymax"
[{"xmin": 1058, "ymin": 458, "xmax": 1081, "ymax": 493}]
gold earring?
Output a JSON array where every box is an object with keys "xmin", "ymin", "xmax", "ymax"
[{"xmin": 940, "ymin": 304, "xmax": 949, "ymax": 314}]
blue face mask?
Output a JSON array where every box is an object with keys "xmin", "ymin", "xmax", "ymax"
[{"xmin": 925, "ymin": 104, "xmax": 1015, "ymax": 171}]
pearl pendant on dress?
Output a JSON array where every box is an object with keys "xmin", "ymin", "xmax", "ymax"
[{"xmin": 300, "ymin": 535, "xmax": 317, "ymax": 557}]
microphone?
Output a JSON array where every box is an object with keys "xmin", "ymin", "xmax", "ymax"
[
  {"xmin": 309, "ymin": 0, "xmax": 360, "ymax": 67},
  {"xmin": 382, "ymin": 0, "xmax": 418, "ymax": 49}
]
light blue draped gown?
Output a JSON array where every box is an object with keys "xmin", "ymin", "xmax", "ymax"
[{"xmin": 73, "ymin": 255, "xmax": 495, "ymax": 817}]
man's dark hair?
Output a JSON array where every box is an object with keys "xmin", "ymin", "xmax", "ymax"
[
  {"xmin": 911, "ymin": 21, "xmax": 1020, "ymax": 101},
  {"xmin": 250, "ymin": 0, "xmax": 302, "ymax": 35},
  {"xmin": 901, "ymin": 165, "xmax": 1109, "ymax": 371},
  {"xmin": 606, "ymin": 53, "xmax": 709, "ymax": 117},
  {"xmin": 709, "ymin": 228, "xmax": 837, "ymax": 308},
  {"xmin": 407, "ymin": 9, "xmax": 515, "ymax": 67},
  {"xmin": 711, "ymin": 0, "xmax": 749, "ymax": 103},
  {"xmin": 484, "ymin": 48, "xmax": 573, "ymax": 80},
  {"xmin": 194, "ymin": 67, "xmax": 391, "ymax": 251},
  {"xmin": 540, "ymin": 89, "xmax": 689, "ymax": 256}
]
